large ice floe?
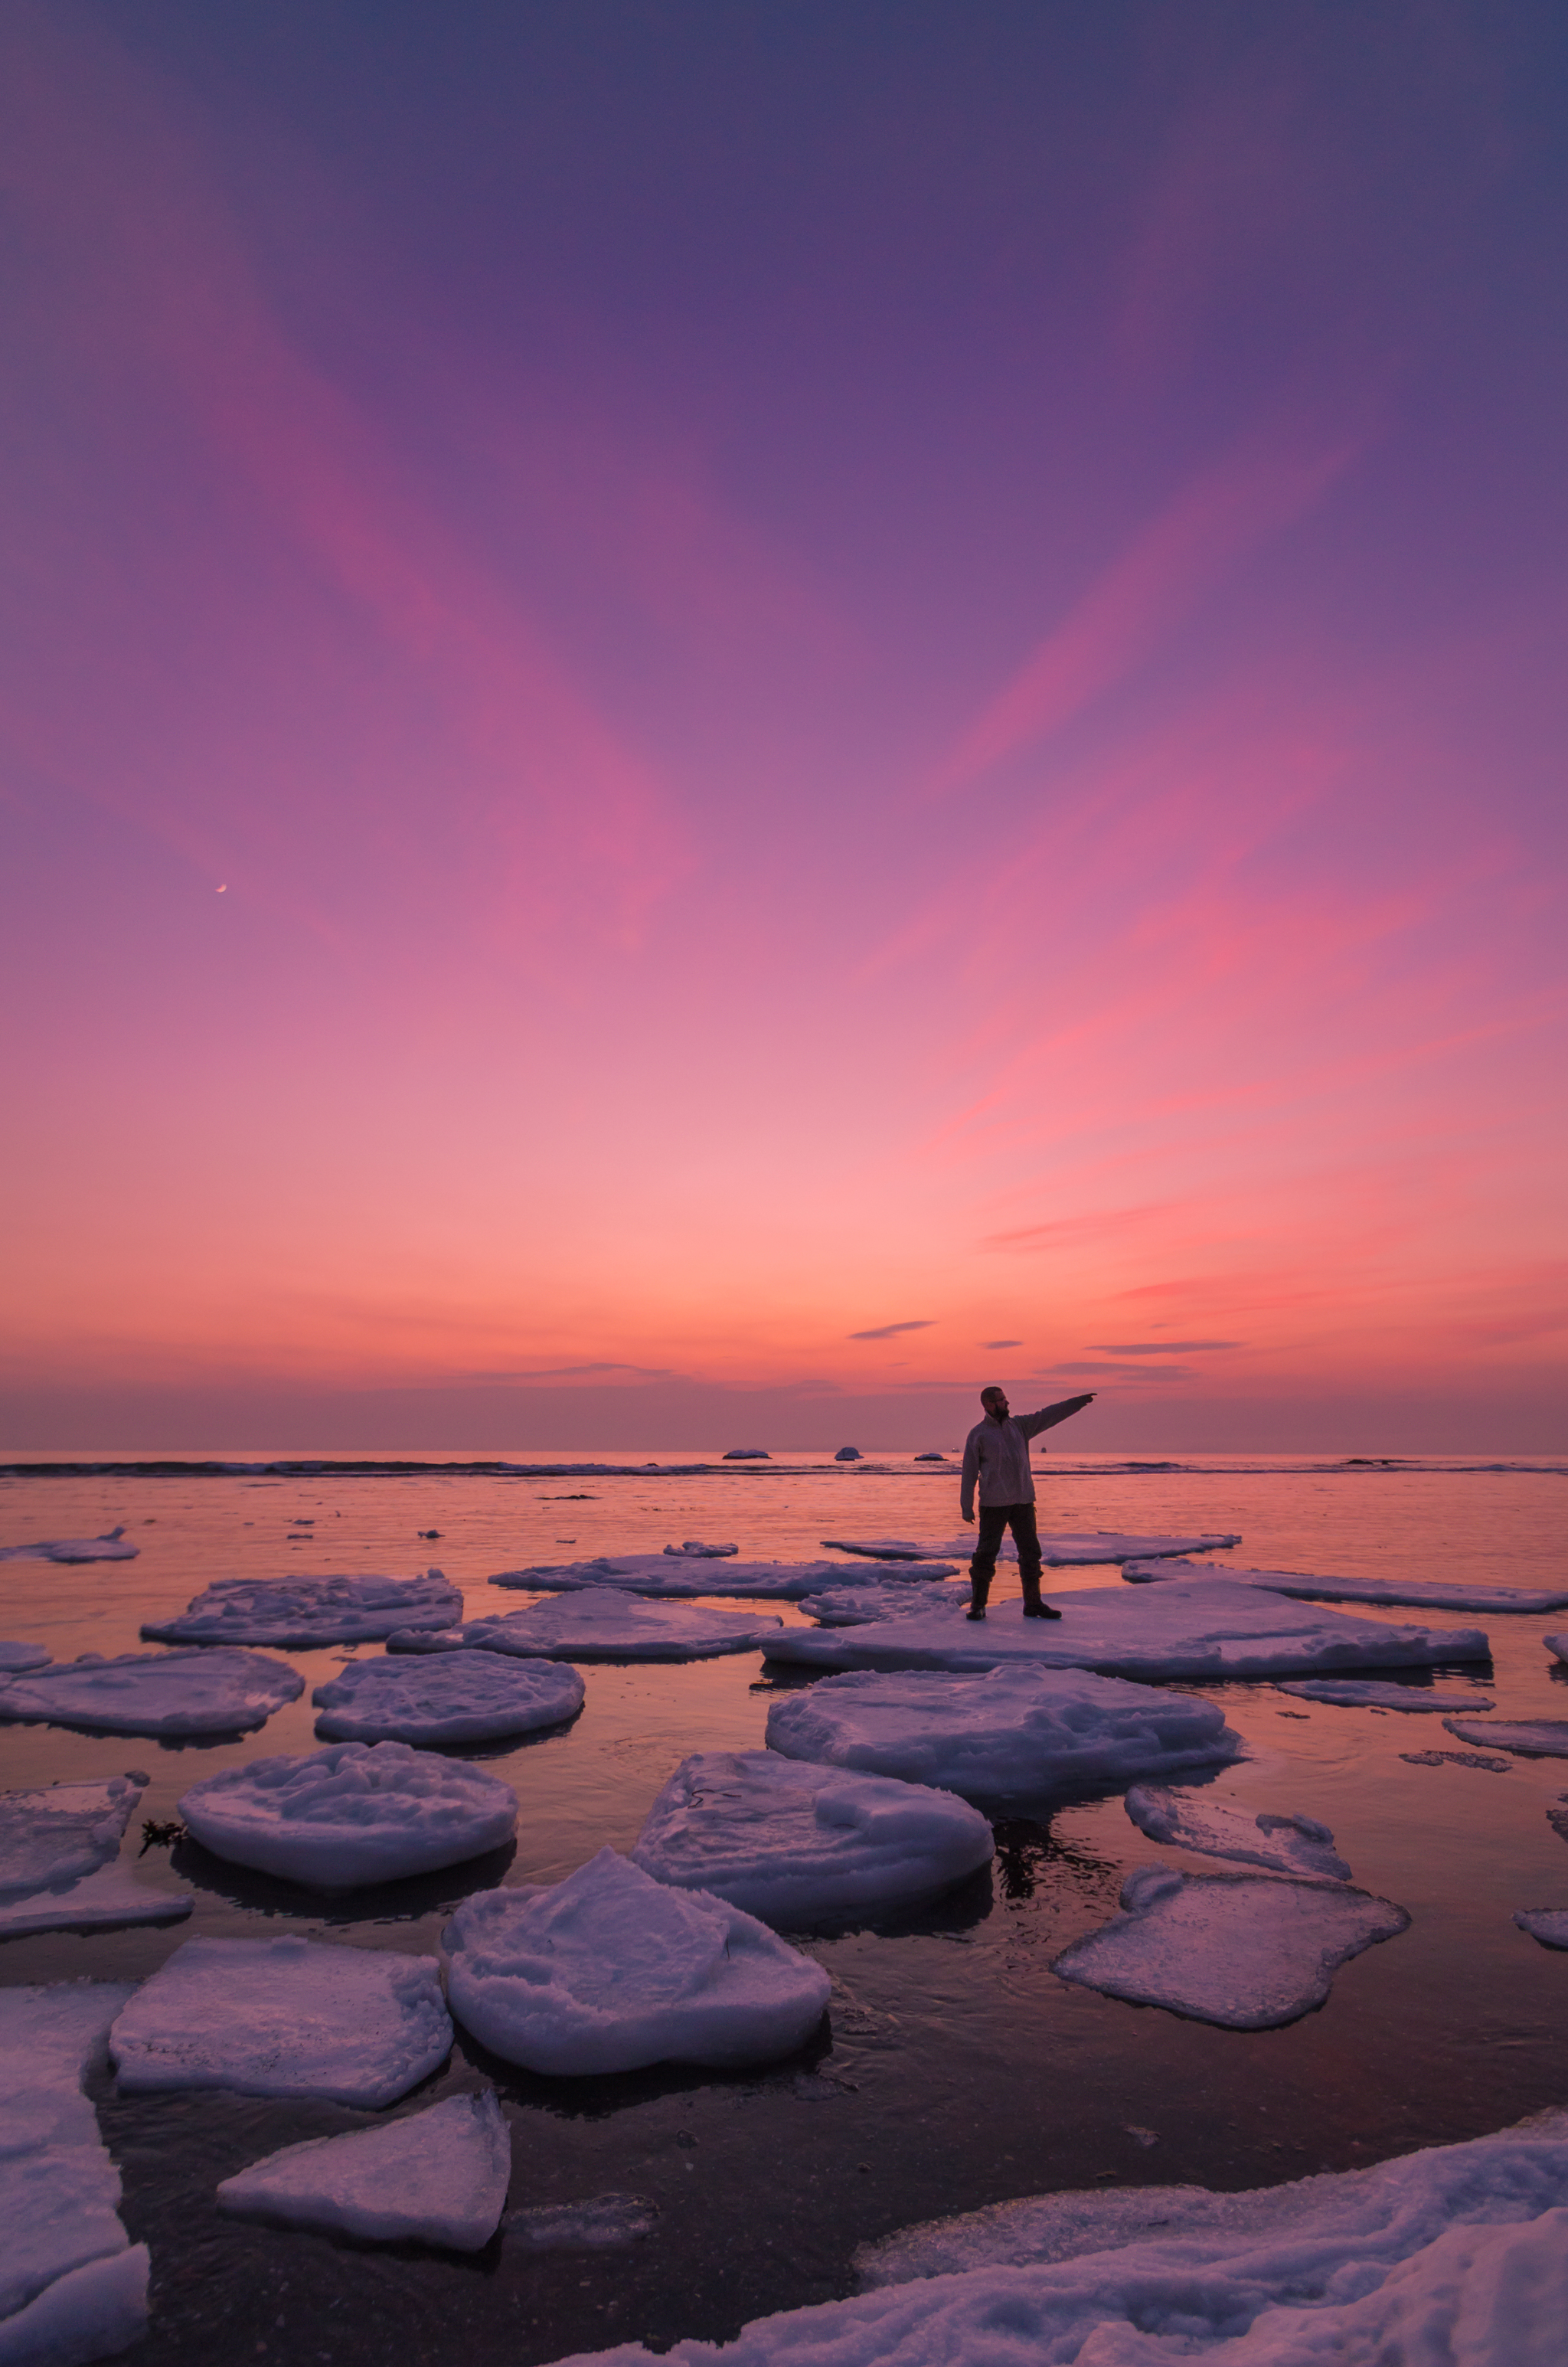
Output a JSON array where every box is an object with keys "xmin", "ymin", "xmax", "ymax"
[
  {"xmin": 1125, "ymin": 1555, "xmax": 1568, "ymax": 1613},
  {"xmin": 490, "ymin": 1555, "xmax": 956, "ymax": 1600},
  {"xmin": 0, "ymin": 1527, "xmax": 138, "ymax": 1564},
  {"xmin": 0, "ymin": 1982, "xmax": 148, "ymax": 2367},
  {"xmin": 217, "ymin": 2090, "xmax": 511, "ymax": 2251},
  {"xmin": 1050, "ymin": 1862, "xmax": 1408, "ymax": 2028},
  {"xmin": 0, "ymin": 1773, "xmax": 194, "ymax": 1939},
  {"xmin": 441, "ymin": 1848, "xmax": 831, "ymax": 2074},
  {"xmin": 142, "ymin": 1569, "xmax": 462, "ymax": 1646},
  {"xmin": 1124, "ymin": 1784, "xmax": 1351, "ymax": 1881},
  {"xmin": 823, "ymin": 1530, "xmax": 1242, "ymax": 1564},
  {"xmin": 1276, "ymin": 1676, "xmax": 1494, "ymax": 1711},
  {"xmin": 312, "ymin": 1650, "xmax": 583, "ymax": 1743},
  {"xmin": 630, "ymin": 1750, "xmax": 993, "ymax": 1923},
  {"xmin": 0, "ymin": 1642, "xmax": 51, "ymax": 1673},
  {"xmin": 389, "ymin": 1588, "xmax": 782, "ymax": 1662},
  {"xmin": 760, "ymin": 1577, "xmax": 1487, "ymax": 1682},
  {"xmin": 549, "ymin": 2115, "xmax": 1568, "ymax": 2364},
  {"xmin": 180, "ymin": 1741, "xmax": 518, "ymax": 1888},
  {"xmin": 766, "ymin": 1667, "xmax": 1240, "ymax": 1807},
  {"xmin": 1514, "ymin": 1909, "xmax": 1568, "ymax": 1949},
  {"xmin": 1444, "ymin": 1716, "xmax": 1568, "ymax": 1758},
  {"xmin": 0, "ymin": 1647, "xmax": 304, "ymax": 1736},
  {"xmin": 110, "ymin": 1934, "xmax": 452, "ymax": 2103}
]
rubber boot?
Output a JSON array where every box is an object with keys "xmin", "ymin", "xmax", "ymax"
[
  {"xmin": 1021, "ymin": 1570, "xmax": 1062, "ymax": 1620},
  {"xmin": 966, "ymin": 1565, "xmax": 991, "ymax": 1620}
]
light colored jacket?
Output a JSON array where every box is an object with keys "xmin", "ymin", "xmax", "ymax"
[{"xmin": 960, "ymin": 1397, "xmax": 1093, "ymax": 1519}]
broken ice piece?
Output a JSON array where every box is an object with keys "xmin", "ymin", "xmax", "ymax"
[
  {"xmin": 506, "ymin": 2193, "xmax": 658, "ymax": 2248},
  {"xmin": 1443, "ymin": 1717, "xmax": 1568, "ymax": 1759},
  {"xmin": 1124, "ymin": 1785, "xmax": 1351, "ymax": 1882},
  {"xmin": 1277, "ymin": 1679, "xmax": 1494, "ymax": 1712},
  {"xmin": 217, "ymin": 2091, "xmax": 510, "ymax": 2251},
  {"xmin": 0, "ymin": 1774, "xmax": 149, "ymax": 1901},
  {"xmin": 1514, "ymin": 1909, "xmax": 1568, "ymax": 1950}
]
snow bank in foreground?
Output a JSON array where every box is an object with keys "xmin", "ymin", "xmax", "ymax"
[
  {"xmin": 441, "ymin": 1849, "xmax": 831, "ymax": 2075},
  {"xmin": 390, "ymin": 1589, "xmax": 782, "ymax": 1662},
  {"xmin": 1125, "ymin": 1557, "xmax": 1568, "ymax": 1613},
  {"xmin": 632, "ymin": 1751, "xmax": 992, "ymax": 1923},
  {"xmin": 218, "ymin": 2090, "xmax": 510, "ymax": 2251},
  {"xmin": 766, "ymin": 1667, "xmax": 1239, "ymax": 1807},
  {"xmin": 1051, "ymin": 1862, "xmax": 1408, "ymax": 2028},
  {"xmin": 824, "ymin": 1532, "xmax": 1241, "ymax": 1564},
  {"xmin": 180, "ymin": 1741, "xmax": 518, "ymax": 1888},
  {"xmin": 1124, "ymin": 1785, "xmax": 1351, "ymax": 1881},
  {"xmin": 1445, "ymin": 1717, "xmax": 1568, "ymax": 1757},
  {"xmin": 1276, "ymin": 1677, "xmax": 1494, "ymax": 1711},
  {"xmin": 491, "ymin": 1556, "xmax": 956, "ymax": 1600},
  {"xmin": 761, "ymin": 1579, "xmax": 1486, "ymax": 1681},
  {"xmin": 110, "ymin": 1934, "xmax": 452, "ymax": 2104},
  {"xmin": 143, "ymin": 1570, "xmax": 462, "ymax": 1646},
  {"xmin": 546, "ymin": 2116, "xmax": 1568, "ymax": 2363},
  {"xmin": 0, "ymin": 1643, "xmax": 50, "ymax": 1674},
  {"xmin": 312, "ymin": 1650, "xmax": 584, "ymax": 1742},
  {"xmin": 0, "ymin": 1528, "xmax": 138, "ymax": 1564},
  {"xmin": 0, "ymin": 1649, "xmax": 304, "ymax": 1736}
]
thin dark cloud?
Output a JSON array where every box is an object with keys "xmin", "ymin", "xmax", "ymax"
[
  {"xmin": 1086, "ymin": 1341, "xmax": 1242, "ymax": 1354},
  {"xmin": 849, "ymin": 1320, "xmax": 934, "ymax": 1341},
  {"xmin": 981, "ymin": 1339, "xmax": 1022, "ymax": 1349}
]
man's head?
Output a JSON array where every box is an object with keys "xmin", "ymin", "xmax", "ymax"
[{"xmin": 981, "ymin": 1386, "xmax": 1010, "ymax": 1421}]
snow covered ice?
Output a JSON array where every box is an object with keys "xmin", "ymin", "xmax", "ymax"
[
  {"xmin": 180, "ymin": 1740, "xmax": 518, "ymax": 1888},
  {"xmin": 797, "ymin": 1580, "xmax": 959, "ymax": 1626},
  {"xmin": 490, "ymin": 1555, "xmax": 956, "ymax": 1599},
  {"xmin": 0, "ymin": 1527, "xmax": 138, "ymax": 1564},
  {"xmin": 1050, "ymin": 1862, "xmax": 1408, "ymax": 2029},
  {"xmin": 766, "ymin": 1666, "xmax": 1240, "ymax": 1807},
  {"xmin": 0, "ymin": 1864, "xmax": 194, "ymax": 1940},
  {"xmin": 142, "ymin": 1568, "xmax": 462, "ymax": 1645},
  {"xmin": 1276, "ymin": 1677, "xmax": 1494, "ymax": 1711},
  {"xmin": 0, "ymin": 1772, "xmax": 194, "ymax": 1937},
  {"xmin": 110, "ymin": 1934, "xmax": 452, "ymax": 2104},
  {"xmin": 0, "ymin": 1647, "xmax": 304, "ymax": 1736},
  {"xmin": 1124, "ymin": 1555, "xmax": 1568, "ymax": 1613},
  {"xmin": 312, "ymin": 1650, "xmax": 584, "ymax": 1742},
  {"xmin": 1547, "ymin": 1632, "xmax": 1568, "ymax": 1664},
  {"xmin": 1124, "ymin": 1784, "xmax": 1351, "ymax": 1880},
  {"xmin": 822, "ymin": 1529, "xmax": 1242, "ymax": 1564},
  {"xmin": 1514, "ymin": 1909, "xmax": 1568, "ymax": 1948},
  {"xmin": 761, "ymin": 1576, "xmax": 1486, "ymax": 1681},
  {"xmin": 390, "ymin": 1587, "xmax": 783, "ymax": 1662},
  {"xmin": 0, "ymin": 1642, "xmax": 50, "ymax": 1673},
  {"xmin": 217, "ymin": 2090, "xmax": 510, "ymax": 2251},
  {"xmin": 631, "ymin": 1750, "xmax": 992, "ymax": 1922},
  {"xmin": 662, "ymin": 1541, "xmax": 737, "ymax": 1556},
  {"xmin": 441, "ymin": 1848, "xmax": 831, "ymax": 2075},
  {"xmin": 1445, "ymin": 1716, "xmax": 1568, "ymax": 1757}
]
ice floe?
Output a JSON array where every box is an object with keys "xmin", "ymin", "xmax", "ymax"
[
  {"xmin": 1444, "ymin": 1717, "xmax": 1568, "ymax": 1758},
  {"xmin": 664, "ymin": 1541, "xmax": 737, "ymax": 1557},
  {"xmin": 1515, "ymin": 1909, "xmax": 1568, "ymax": 1948},
  {"xmin": 0, "ymin": 1865, "xmax": 194, "ymax": 1940},
  {"xmin": 142, "ymin": 1569, "xmax": 462, "ymax": 1646},
  {"xmin": 312, "ymin": 1650, "xmax": 584, "ymax": 1743},
  {"xmin": 0, "ymin": 1643, "xmax": 50, "ymax": 1674},
  {"xmin": 1, "ymin": 1774, "xmax": 147, "ymax": 1900},
  {"xmin": 631, "ymin": 1750, "xmax": 992, "ymax": 1922},
  {"xmin": 0, "ymin": 1528, "xmax": 138, "ymax": 1564},
  {"xmin": 0, "ymin": 1981, "xmax": 147, "ymax": 2367},
  {"xmin": 441, "ymin": 1847, "xmax": 831, "ymax": 2075},
  {"xmin": 0, "ymin": 1648, "xmax": 304, "ymax": 1736},
  {"xmin": 180, "ymin": 1741, "xmax": 518, "ymax": 1888},
  {"xmin": 1401, "ymin": 1747, "xmax": 1511, "ymax": 1772},
  {"xmin": 798, "ymin": 1581, "xmax": 959, "ymax": 1626},
  {"xmin": 491, "ymin": 1555, "xmax": 955, "ymax": 1600},
  {"xmin": 1277, "ymin": 1677, "xmax": 1495, "ymax": 1711},
  {"xmin": 824, "ymin": 1530, "xmax": 1242, "ymax": 1564},
  {"xmin": 217, "ymin": 2090, "xmax": 510, "ymax": 2251},
  {"xmin": 761, "ymin": 1577, "xmax": 1487, "ymax": 1681},
  {"xmin": 390, "ymin": 1588, "xmax": 782, "ymax": 1662},
  {"xmin": 1547, "ymin": 1632, "xmax": 1568, "ymax": 1663},
  {"xmin": 1124, "ymin": 1784, "xmax": 1351, "ymax": 1880},
  {"xmin": 766, "ymin": 1667, "xmax": 1240, "ymax": 1807},
  {"xmin": 110, "ymin": 1934, "xmax": 452, "ymax": 2104},
  {"xmin": 1125, "ymin": 1555, "xmax": 1568, "ymax": 1613},
  {"xmin": 1050, "ymin": 1862, "xmax": 1408, "ymax": 2028}
]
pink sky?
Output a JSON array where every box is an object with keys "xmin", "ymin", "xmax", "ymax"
[{"xmin": 2, "ymin": 3, "xmax": 1563, "ymax": 1450}]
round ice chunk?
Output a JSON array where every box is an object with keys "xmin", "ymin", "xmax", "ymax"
[
  {"xmin": 441, "ymin": 1847, "xmax": 831, "ymax": 2074},
  {"xmin": 180, "ymin": 1741, "xmax": 518, "ymax": 1889},
  {"xmin": 142, "ymin": 1570, "xmax": 462, "ymax": 1646},
  {"xmin": 0, "ymin": 1649, "xmax": 303, "ymax": 1736},
  {"xmin": 390, "ymin": 1587, "xmax": 782, "ymax": 1662},
  {"xmin": 312, "ymin": 1651, "xmax": 584, "ymax": 1743}
]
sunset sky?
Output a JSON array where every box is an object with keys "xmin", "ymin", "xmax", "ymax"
[{"xmin": 2, "ymin": 2, "xmax": 1564, "ymax": 1451}]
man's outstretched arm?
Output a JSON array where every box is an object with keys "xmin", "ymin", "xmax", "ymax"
[{"xmin": 1016, "ymin": 1392, "xmax": 1096, "ymax": 1440}]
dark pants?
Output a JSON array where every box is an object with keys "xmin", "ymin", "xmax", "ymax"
[{"xmin": 970, "ymin": 1501, "xmax": 1046, "ymax": 1610}]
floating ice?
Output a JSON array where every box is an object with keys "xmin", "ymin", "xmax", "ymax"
[
  {"xmin": 180, "ymin": 1740, "xmax": 518, "ymax": 1888},
  {"xmin": 664, "ymin": 1541, "xmax": 737, "ymax": 1557},
  {"xmin": 1050, "ymin": 1862, "xmax": 1408, "ymax": 2028},
  {"xmin": 1124, "ymin": 1784, "xmax": 1351, "ymax": 1880},
  {"xmin": 0, "ymin": 1774, "xmax": 147, "ymax": 1900},
  {"xmin": 1125, "ymin": 1556, "xmax": 1568, "ymax": 1612},
  {"xmin": 110, "ymin": 1934, "xmax": 452, "ymax": 2104},
  {"xmin": 0, "ymin": 1864, "xmax": 194, "ymax": 1940},
  {"xmin": 0, "ymin": 1648, "xmax": 304, "ymax": 1736},
  {"xmin": 631, "ymin": 1750, "xmax": 992, "ymax": 1923},
  {"xmin": 767, "ymin": 1667, "xmax": 1239, "ymax": 1807},
  {"xmin": 723, "ymin": 1450, "xmax": 769, "ymax": 1460},
  {"xmin": 1444, "ymin": 1717, "xmax": 1568, "ymax": 1758},
  {"xmin": 1547, "ymin": 1632, "xmax": 1568, "ymax": 1664},
  {"xmin": 390, "ymin": 1588, "xmax": 782, "ymax": 1662},
  {"xmin": 1277, "ymin": 1678, "xmax": 1495, "ymax": 1711},
  {"xmin": 217, "ymin": 2090, "xmax": 510, "ymax": 2251},
  {"xmin": 1401, "ymin": 1748, "xmax": 1511, "ymax": 1771},
  {"xmin": 142, "ymin": 1569, "xmax": 462, "ymax": 1646},
  {"xmin": 491, "ymin": 1556, "xmax": 955, "ymax": 1600},
  {"xmin": 761, "ymin": 1577, "xmax": 1486, "ymax": 1682},
  {"xmin": 312, "ymin": 1651, "xmax": 584, "ymax": 1743},
  {"xmin": 441, "ymin": 1848, "xmax": 831, "ymax": 2075},
  {"xmin": 1515, "ymin": 1910, "xmax": 1568, "ymax": 1949},
  {"xmin": 553, "ymin": 2117, "xmax": 1568, "ymax": 2365},
  {"xmin": 824, "ymin": 1530, "xmax": 1242, "ymax": 1564},
  {"xmin": 508, "ymin": 2193, "xmax": 657, "ymax": 2248},
  {"xmin": 0, "ymin": 1528, "xmax": 138, "ymax": 1564},
  {"xmin": 798, "ymin": 1581, "xmax": 959, "ymax": 1626},
  {"xmin": 0, "ymin": 1643, "xmax": 50, "ymax": 1674}
]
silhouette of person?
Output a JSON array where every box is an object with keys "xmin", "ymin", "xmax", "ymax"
[{"xmin": 960, "ymin": 1385, "xmax": 1095, "ymax": 1619}]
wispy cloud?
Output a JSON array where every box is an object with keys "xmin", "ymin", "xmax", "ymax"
[
  {"xmin": 1086, "ymin": 1340, "xmax": 1243, "ymax": 1355},
  {"xmin": 981, "ymin": 1339, "xmax": 1023, "ymax": 1349},
  {"xmin": 849, "ymin": 1321, "xmax": 935, "ymax": 1342}
]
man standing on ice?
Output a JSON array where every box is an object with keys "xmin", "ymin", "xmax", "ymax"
[{"xmin": 960, "ymin": 1387, "xmax": 1095, "ymax": 1620}]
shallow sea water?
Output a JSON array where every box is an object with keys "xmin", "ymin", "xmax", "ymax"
[{"xmin": 2, "ymin": 1450, "xmax": 1566, "ymax": 2365}]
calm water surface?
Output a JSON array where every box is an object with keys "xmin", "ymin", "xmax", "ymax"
[{"xmin": 2, "ymin": 1453, "xmax": 1566, "ymax": 2364}]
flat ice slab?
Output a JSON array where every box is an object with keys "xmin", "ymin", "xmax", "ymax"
[
  {"xmin": 1278, "ymin": 1678, "xmax": 1495, "ymax": 1711},
  {"xmin": 1051, "ymin": 1862, "xmax": 1408, "ymax": 2028},
  {"xmin": 0, "ymin": 1641, "xmax": 51, "ymax": 1673},
  {"xmin": 0, "ymin": 1527, "xmax": 138, "ymax": 1563},
  {"xmin": 490, "ymin": 1555, "xmax": 956, "ymax": 1599},
  {"xmin": 441, "ymin": 1847, "xmax": 831, "ymax": 2075},
  {"xmin": 1125, "ymin": 1555, "xmax": 1568, "ymax": 1613},
  {"xmin": 631, "ymin": 1750, "xmax": 992, "ymax": 1923},
  {"xmin": 766, "ymin": 1667, "xmax": 1240, "ymax": 1807},
  {"xmin": 1124, "ymin": 1784, "xmax": 1351, "ymax": 1880},
  {"xmin": 390, "ymin": 1588, "xmax": 782, "ymax": 1662},
  {"xmin": 1, "ymin": 1774, "xmax": 147, "ymax": 1900},
  {"xmin": 110, "ymin": 1934, "xmax": 452, "ymax": 2104},
  {"xmin": 1515, "ymin": 1910, "xmax": 1568, "ymax": 1948},
  {"xmin": 760, "ymin": 1577, "xmax": 1487, "ymax": 1682},
  {"xmin": 142, "ymin": 1570, "xmax": 462, "ymax": 1646},
  {"xmin": 180, "ymin": 1741, "xmax": 518, "ymax": 1888},
  {"xmin": 0, "ymin": 1863, "xmax": 194, "ymax": 1939},
  {"xmin": 823, "ymin": 1531, "xmax": 1241, "ymax": 1564},
  {"xmin": 798, "ymin": 1581, "xmax": 959, "ymax": 1626},
  {"xmin": 312, "ymin": 1650, "xmax": 585, "ymax": 1742},
  {"xmin": 0, "ymin": 1648, "xmax": 304, "ymax": 1736},
  {"xmin": 217, "ymin": 2090, "xmax": 511, "ymax": 2251},
  {"xmin": 1445, "ymin": 1717, "xmax": 1568, "ymax": 1758}
]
